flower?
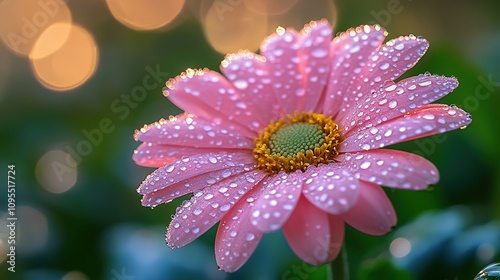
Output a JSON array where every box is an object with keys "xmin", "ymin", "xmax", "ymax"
[{"xmin": 133, "ymin": 20, "xmax": 471, "ymax": 272}]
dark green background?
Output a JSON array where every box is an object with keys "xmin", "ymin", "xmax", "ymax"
[{"xmin": 1, "ymin": 0, "xmax": 499, "ymax": 279}]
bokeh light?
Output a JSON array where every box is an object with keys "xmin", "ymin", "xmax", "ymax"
[
  {"xmin": 18, "ymin": 206, "xmax": 49, "ymax": 255},
  {"xmin": 200, "ymin": 0, "xmax": 336, "ymax": 54},
  {"xmin": 29, "ymin": 21, "xmax": 72, "ymax": 60},
  {"xmin": 476, "ymin": 243, "xmax": 495, "ymax": 262},
  {"xmin": 202, "ymin": 0, "xmax": 269, "ymax": 54},
  {"xmin": 30, "ymin": 23, "xmax": 98, "ymax": 91},
  {"xmin": 0, "ymin": 0, "xmax": 72, "ymax": 56},
  {"xmin": 1, "ymin": 0, "xmax": 499, "ymax": 279},
  {"xmin": 105, "ymin": 0, "xmax": 185, "ymax": 31},
  {"xmin": 243, "ymin": 0, "xmax": 298, "ymax": 16},
  {"xmin": 264, "ymin": 0, "xmax": 336, "ymax": 34},
  {"xmin": 390, "ymin": 237, "xmax": 412, "ymax": 258},
  {"xmin": 36, "ymin": 150, "xmax": 78, "ymax": 194}
]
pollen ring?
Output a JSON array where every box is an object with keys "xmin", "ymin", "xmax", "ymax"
[{"xmin": 253, "ymin": 112, "xmax": 341, "ymax": 174}]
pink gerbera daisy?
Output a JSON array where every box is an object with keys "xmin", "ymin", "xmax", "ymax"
[{"xmin": 133, "ymin": 20, "xmax": 471, "ymax": 272}]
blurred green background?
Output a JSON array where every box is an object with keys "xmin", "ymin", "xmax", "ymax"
[{"xmin": 0, "ymin": 0, "xmax": 499, "ymax": 279}]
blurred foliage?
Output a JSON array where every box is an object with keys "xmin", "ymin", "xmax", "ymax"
[{"xmin": 0, "ymin": 0, "xmax": 499, "ymax": 280}]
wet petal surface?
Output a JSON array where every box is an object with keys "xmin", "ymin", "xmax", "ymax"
[{"xmin": 302, "ymin": 164, "xmax": 360, "ymax": 215}]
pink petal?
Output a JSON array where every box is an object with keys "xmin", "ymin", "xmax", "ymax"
[
  {"xmin": 341, "ymin": 75, "xmax": 459, "ymax": 135},
  {"xmin": 337, "ymin": 149, "xmax": 438, "ymax": 190},
  {"xmin": 133, "ymin": 142, "xmax": 230, "ymax": 167},
  {"xmin": 134, "ymin": 113, "xmax": 253, "ymax": 149},
  {"xmin": 133, "ymin": 142, "xmax": 176, "ymax": 167},
  {"xmin": 165, "ymin": 69, "xmax": 258, "ymax": 138},
  {"xmin": 341, "ymin": 182, "xmax": 396, "ymax": 235},
  {"xmin": 250, "ymin": 171, "xmax": 303, "ymax": 232},
  {"xmin": 283, "ymin": 196, "xmax": 343, "ymax": 265},
  {"xmin": 260, "ymin": 28, "xmax": 306, "ymax": 115},
  {"xmin": 299, "ymin": 20, "xmax": 333, "ymax": 112},
  {"xmin": 137, "ymin": 152, "xmax": 255, "ymax": 204},
  {"xmin": 302, "ymin": 164, "xmax": 360, "ymax": 215},
  {"xmin": 323, "ymin": 25, "xmax": 387, "ymax": 118},
  {"xmin": 141, "ymin": 165, "xmax": 251, "ymax": 207},
  {"xmin": 166, "ymin": 169, "xmax": 267, "ymax": 248},
  {"xmin": 341, "ymin": 104, "xmax": 472, "ymax": 152},
  {"xmin": 349, "ymin": 35, "xmax": 429, "ymax": 110},
  {"xmin": 220, "ymin": 50, "xmax": 281, "ymax": 127},
  {"xmin": 215, "ymin": 181, "xmax": 266, "ymax": 272}
]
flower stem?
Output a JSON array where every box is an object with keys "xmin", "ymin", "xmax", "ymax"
[{"xmin": 328, "ymin": 244, "xmax": 349, "ymax": 280}]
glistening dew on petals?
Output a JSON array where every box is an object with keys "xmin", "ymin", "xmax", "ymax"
[{"xmin": 132, "ymin": 19, "xmax": 471, "ymax": 273}]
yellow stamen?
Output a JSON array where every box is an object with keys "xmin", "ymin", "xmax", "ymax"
[{"xmin": 253, "ymin": 112, "xmax": 341, "ymax": 174}]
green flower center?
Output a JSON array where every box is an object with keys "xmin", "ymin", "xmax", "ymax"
[
  {"xmin": 253, "ymin": 112, "xmax": 342, "ymax": 174},
  {"xmin": 269, "ymin": 123, "xmax": 326, "ymax": 158}
]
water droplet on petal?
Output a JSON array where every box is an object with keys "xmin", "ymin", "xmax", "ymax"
[
  {"xmin": 295, "ymin": 88, "xmax": 305, "ymax": 96},
  {"xmin": 311, "ymin": 48, "xmax": 328, "ymax": 58},
  {"xmin": 234, "ymin": 80, "xmax": 248, "ymax": 89},
  {"xmin": 360, "ymin": 161, "xmax": 371, "ymax": 169},
  {"xmin": 388, "ymin": 100, "xmax": 398, "ymax": 108},
  {"xmin": 161, "ymin": 165, "xmax": 174, "ymax": 174},
  {"xmin": 418, "ymin": 80, "xmax": 432, "ymax": 86},
  {"xmin": 422, "ymin": 114, "xmax": 435, "ymax": 120},
  {"xmin": 379, "ymin": 62, "xmax": 390, "ymax": 70},
  {"xmin": 245, "ymin": 232, "xmax": 255, "ymax": 241},
  {"xmin": 394, "ymin": 43, "xmax": 404, "ymax": 50}
]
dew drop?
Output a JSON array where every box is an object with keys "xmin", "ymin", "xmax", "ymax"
[
  {"xmin": 219, "ymin": 187, "xmax": 228, "ymax": 193},
  {"xmin": 361, "ymin": 144, "xmax": 371, "ymax": 150},
  {"xmin": 385, "ymin": 84, "xmax": 397, "ymax": 92},
  {"xmin": 311, "ymin": 48, "xmax": 328, "ymax": 58},
  {"xmin": 245, "ymin": 232, "xmax": 255, "ymax": 241},
  {"xmin": 349, "ymin": 45, "xmax": 360, "ymax": 53},
  {"xmin": 422, "ymin": 114, "xmax": 435, "ymax": 120},
  {"xmin": 379, "ymin": 62, "xmax": 390, "ymax": 70},
  {"xmin": 234, "ymin": 80, "xmax": 248, "ymax": 89},
  {"xmin": 388, "ymin": 100, "xmax": 398, "ymax": 108},
  {"xmin": 295, "ymin": 88, "xmax": 305, "ymax": 96},
  {"xmin": 360, "ymin": 161, "xmax": 371, "ymax": 169},
  {"xmin": 222, "ymin": 170, "xmax": 232, "ymax": 178},
  {"xmin": 418, "ymin": 80, "xmax": 432, "ymax": 87}
]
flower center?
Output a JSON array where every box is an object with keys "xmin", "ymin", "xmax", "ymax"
[{"xmin": 253, "ymin": 112, "xmax": 341, "ymax": 174}]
